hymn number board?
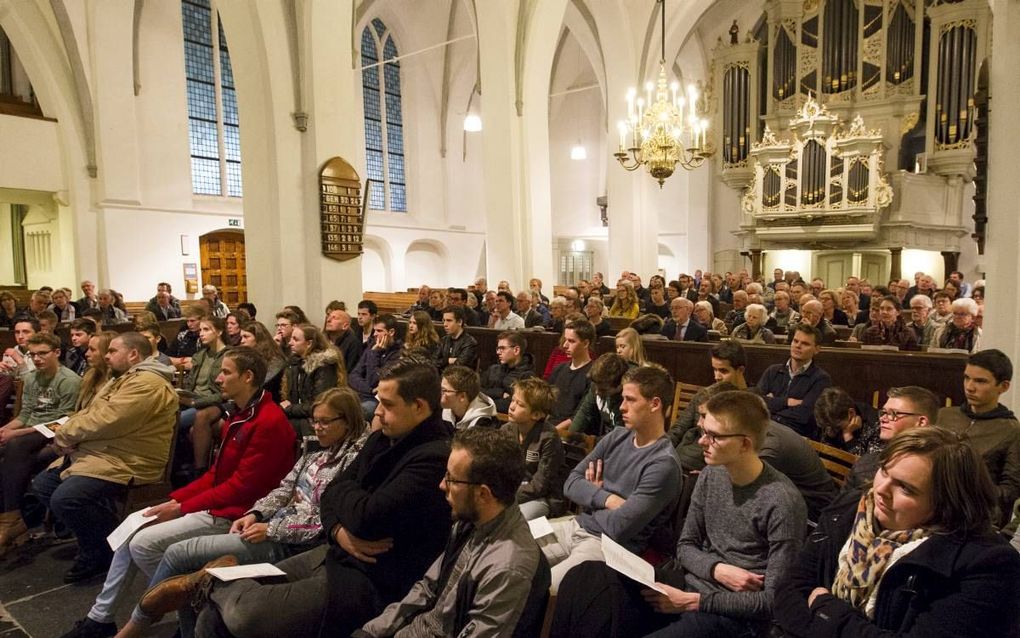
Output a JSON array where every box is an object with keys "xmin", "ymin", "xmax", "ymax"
[{"xmin": 319, "ymin": 157, "xmax": 364, "ymax": 262}]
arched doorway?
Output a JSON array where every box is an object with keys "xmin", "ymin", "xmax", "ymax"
[{"xmin": 199, "ymin": 230, "xmax": 247, "ymax": 305}]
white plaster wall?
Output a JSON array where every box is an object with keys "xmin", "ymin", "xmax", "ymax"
[
  {"xmin": 0, "ymin": 115, "xmax": 63, "ymax": 192},
  {"xmin": 0, "ymin": 203, "xmax": 14, "ymax": 283}
]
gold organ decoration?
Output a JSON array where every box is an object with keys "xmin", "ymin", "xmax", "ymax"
[{"xmin": 319, "ymin": 157, "xmax": 365, "ymax": 262}]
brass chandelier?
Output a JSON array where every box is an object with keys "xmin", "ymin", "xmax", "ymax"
[{"xmin": 614, "ymin": 0, "xmax": 712, "ymax": 187}]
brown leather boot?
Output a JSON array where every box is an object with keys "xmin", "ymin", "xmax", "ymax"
[
  {"xmin": 0, "ymin": 511, "xmax": 29, "ymax": 558},
  {"xmin": 138, "ymin": 555, "xmax": 239, "ymax": 617}
]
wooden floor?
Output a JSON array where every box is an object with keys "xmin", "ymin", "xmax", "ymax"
[{"xmin": 0, "ymin": 530, "xmax": 177, "ymax": 638}]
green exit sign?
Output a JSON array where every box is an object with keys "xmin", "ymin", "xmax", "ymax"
[{"xmin": 228, "ymin": 219, "xmax": 240, "ymax": 227}]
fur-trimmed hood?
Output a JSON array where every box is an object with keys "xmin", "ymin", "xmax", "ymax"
[{"xmin": 300, "ymin": 346, "xmax": 341, "ymax": 374}]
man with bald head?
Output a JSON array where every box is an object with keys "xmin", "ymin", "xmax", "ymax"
[
  {"xmin": 724, "ymin": 290, "xmax": 748, "ymax": 333},
  {"xmin": 326, "ymin": 308, "xmax": 362, "ymax": 373},
  {"xmin": 799, "ymin": 299, "xmax": 838, "ymax": 345},
  {"xmin": 661, "ymin": 297, "xmax": 709, "ymax": 342}
]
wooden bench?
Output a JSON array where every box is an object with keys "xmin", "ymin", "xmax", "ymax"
[
  {"xmin": 672, "ymin": 382, "xmax": 705, "ymax": 419},
  {"xmin": 806, "ymin": 439, "xmax": 859, "ymax": 486},
  {"xmin": 363, "ymin": 291, "xmax": 418, "ymax": 315}
]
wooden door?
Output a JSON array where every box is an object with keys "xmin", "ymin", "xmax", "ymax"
[
  {"xmin": 199, "ymin": 231, "xmax": 247, "ymax": 305},
  {"xmin": 861, "ymin": 253, "xmax": 888, "ymax": 286},
  {"xmin": 813, "ymin": 252, "xmax": 852, "ymax": 288}
]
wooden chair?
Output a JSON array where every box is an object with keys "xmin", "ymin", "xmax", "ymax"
[
  {"xmin": 12, "ymin": 378, "xmax": 23, "ymax": 417},
  {"xmin": 806, "ymin": 438, "xmax": 859, "ymax": 487},
  {"xmin": 671, "ymin": 382, "xmax": 704, "ymax": 420}
]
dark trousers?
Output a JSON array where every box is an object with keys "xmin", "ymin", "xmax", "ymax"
[
  {"xmin": 31, "ymin": 466, "xmax": 125, "ymax": 563},
  {"xmin": 551, "ymin": 560, "xmax": 762, "ymax": 638},
  {"xmin": 1, "ymin": 430, "xmax": 56, "ymax": 512}
]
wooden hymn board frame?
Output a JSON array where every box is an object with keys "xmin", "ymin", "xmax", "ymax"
[{"xmin": 319, "ymin": 157, "xmax": 365, "ymax": 262}]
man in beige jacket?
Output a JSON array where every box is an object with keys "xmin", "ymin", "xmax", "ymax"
[{"xmin": 32, "ymin": 331, "xmax": 178, "ymax": 583}]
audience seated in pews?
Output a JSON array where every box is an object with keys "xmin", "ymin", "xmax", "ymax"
[
  {"xmin": 96, "ymin": 289, "xmax": 128, "ymax": 326},
  {"xmin": 446, "ymin": 288, "xmax": 480, "ymax": 327},
  {"xmin": 813, "ymin": 386, "xmax": 882, "ymax": 455},
  {"xmin": 0, "ymin": 291, "xmax": 22, "ymax": 329},
  {"xmin": 114, "ymin": 387, "xmax": 366, "ymax": 638},
  {"xmin": 190, "ymin": 359, "xmax": 453, "ymax": 638},
  {"xmin": 907, "ymin": 293, "xmax": 937, "ymax": 347},
  {"xmin": 501, "ymin": 377, "xmax": 564, "ymax": 521},
  {"xmin": 861, "ymin": 295, "xmax": 919, "ymax": 350},
  {"xmin": 324, "ymin": 307, "xmax": 363, "ymax": 373},
  {"xmin": 440, "ymin": 365, "xmax": 497, "ymax": 430},
  {"xmin": 75, "ymin": 331, "xmax": 114, "ymax": 412},
  {"xmin": 730, "ymin": 303, "xmax": 776, "ymax": 344},
  {"xmin": 49, "ymin": 287, "xmax": 77, "ymax": 321},
  {"xmin": 169, "ymin": 307, "xmax": 204, "ymax": 368},
  {"xmin": 478, "ymin": 331, "xmax": 535, "ymax": 413},
  {"xmin": 32, "ymin": 333, "xmax": 178, "ymax": 585},
  {"xmin": 515, "ymin": 289, "xmax": 546, "ymax": 329},
  {"xmin": 661, "ymin": 297, "xmax": 709, "ymax": 342},
  {"xmin": 553, "ymin": 390, "xmax": 806, "ymax": 637},
  {"xmin": 201, "ymin": 285, "xmax": 230, "ymax": 319},
  {"xmin": 62, "ymin": 318, "xmax": 96, "ymax": 376},
  {"xmin": 76, "ymin": 280, "xmax": 99, "ymax": 313},
  {"xmin": 932, "ymin": 297, "xmax": 982, "ymax": 352},
  {"xmin": 145, "ymin": 283, "xmax": 182, "ymax": 321},
  {"xmin": 585, "ymin": 297, "xmax": 613, "ymax": 337},
  {"xmin": 0, "ymin": 333, "xmax": 81, "ymax": 557},
  {"xmin": 769, "ymin": 290, "xmax": 800, "ymax": 332},
  {"xmin": 693, "ymin": 300, "xmax": 726, "ymax": 334},
  {"xmin": 350, "ymin": 313, "xmax": 403, "ymax": 421},
  {"xmin": 753, "ymin": 323, "xmax": 832, "ymax": 438},
  {"xmin": 774, "ymin": 428, "xmax": 1020, "ymax": 637},
  {"xmin": 353, "ymin": 300, "xmax": 378, "ymax": 354},
  {"xmin": 799, "ymin": 300, "xmax": 838, "ymax": 346},
  {"xmin": 609, "ymin": 281, "xmax": 641, "ymax": 319},
  {"xmin": 281, "ymin": 324, "xmax": 346, "ymax": 437},
  {"xmin": 487, "ymin": 290, "xmax": 525, "ymax": 331},
  {"xmin": 538, "ymin": 366, "xmax": 681, "ymax": 593},
  {"xmin": 937, "ymin": 349, "xmax": 1020, "ymax": 528}
]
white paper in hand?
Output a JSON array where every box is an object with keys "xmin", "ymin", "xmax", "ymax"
[
  {"xmin": 107, "ymin": 509, "xmax": 158, "ymax": 551},
  {"xmin": 33, "ymin": 416, "xmax": 68, "ymax": 439},
  {"xmin": 601, "ymin": 533, "xmax": 666, "ymax": 593},
  {"xmin": 527, "ymin": 516, "xmax": 555, "ymax": 539},
  {"xmin": 206, "ymin": 563, "xmax": 286, "ymax": 581}
]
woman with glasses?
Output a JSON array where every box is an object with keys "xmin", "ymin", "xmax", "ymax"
[
  {"xmin": 109, "ymin": 388, "xmax": 368, "ymax": 638},
  {"xmin": 932, "ymin": 297, "xmax": 982, "ymax": 353},
  {"xmin": 774, "ymin": 427, "xmax": 1020, "ymax": 637}
]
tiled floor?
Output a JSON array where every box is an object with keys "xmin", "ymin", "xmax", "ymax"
[{"xmin": 0, "ymin": 537, "xmax": 177, "ymax": 638}]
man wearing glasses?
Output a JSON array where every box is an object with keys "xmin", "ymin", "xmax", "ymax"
[
  {"xmin": 844, "ymin": 385, "xmax": 940, "ymax": 491},
  {"xmin": 355, "ymin": 428, "xmax": 548, "ymax": 637},
  {"xmin": 0, "ymin": 333, "xmax": 81, "ymax": 558},
  {"xmin": 552, "ymin": 390, "xmax": 805, "ymax": 635}
]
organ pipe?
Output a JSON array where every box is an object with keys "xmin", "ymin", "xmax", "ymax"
[{"xmin": 936, "ymin": 23, "xmax": 977, "ymax": 146}]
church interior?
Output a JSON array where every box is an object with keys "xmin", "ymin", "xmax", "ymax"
[{"xmin": 2, "ymin": 0, "xmax": 1020, "ymax": 635}]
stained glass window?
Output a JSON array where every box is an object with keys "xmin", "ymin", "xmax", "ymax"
[
  {"xmin": 182, "ymin": 0, "xmax": 242, "ymax": 197},
  {"xmin": 361, "ymin": 19, "xmax": 406, "ymax": 212}
]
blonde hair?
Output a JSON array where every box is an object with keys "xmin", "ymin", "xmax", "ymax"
[{"xmin": 615, "ymin": 327, "xmax": 648, "ymax": 365}]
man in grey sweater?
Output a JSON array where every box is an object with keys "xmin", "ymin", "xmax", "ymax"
[
  {"xmin": 550, "ymin": 391, "xmax": 806, "ymax": 636},
  {"xmin": 541, "ymin": 366, "xmax": 681, "ymax": 593}
]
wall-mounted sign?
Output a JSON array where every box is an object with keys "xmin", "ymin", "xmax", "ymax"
[
  {"xmin": 228, "ymin": 218, "xmax": 241, "ymax": 227},
  {"xmin": 319, "ymin": 157, "xmax": 364, "ymax": 262}
]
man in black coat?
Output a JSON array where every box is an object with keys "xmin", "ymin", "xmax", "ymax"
[
  {"xmin": 479, "ymin": 332, "xmax": 535, "ymax": 412},
  {"xmin": 753, "ymin": 324, "xmax": 832, "ymax": 438},
  {"xmin": 193, "ymin": 360, "xmax": 453, "ymax": 638},
  {"xmin": 660, "ymin": 297, "xmax": 709, "ymax": 342}
]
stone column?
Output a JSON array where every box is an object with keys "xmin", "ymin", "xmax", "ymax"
[
  {"xmin": 889, "ymin": 247, "xmax": 902, "ymax": 281},
  {"xmin": 750, "ymin": 249, "xmax": 764, "ymax": 281}
]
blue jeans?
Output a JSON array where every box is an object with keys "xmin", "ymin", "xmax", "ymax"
[{"xmin": 31, "ymin": 466, "xmax": 126, "ymax": 564}]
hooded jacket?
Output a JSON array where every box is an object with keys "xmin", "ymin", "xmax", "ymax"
[
  {"xmin": 443, "ymin": 392, "xmax": 498, "ymax": 430},
  {"xmin": 479, "ymin": 353, "xmax": 536, "ymax": 412},
  {"xmin": 171, "ymin": 390, "xmax": 296, "ymax": 519},
  {"xmin": 51, "ymin": 358, "xmax": 178, "ymax": 484},
  {"xmin": 282, "ymin": 347, "xmax": 346, "ymax": 419},
  {"xmin": 938, "ymin": 403, "xmax": 1020, "ymax": 525}
]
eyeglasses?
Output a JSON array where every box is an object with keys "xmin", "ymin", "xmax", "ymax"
[
  {"xmin": 275, "ymin": 322, "xmax": 292, "ymax": 329},
  {"xmin": 310, "ymin": 415, "xmax": 345, "ymax": 428},
  {"xmin": 878, "ymin": 409, "xmax": 921, "ymax": 421},
  {"xmin": 495, "ymin": 345, "xmax": 517, "ymax": 352},
  {"xmin": 696, "ymin": 426, "xmax": 749, "ymax": 445},
  {"xmin": 444, "ymin": 472, "xmax": 480, "ymax": 486},
  {"xmin": 440, "ymin": 387, "xmax": 459, "ymax": 395},
  {"xmin": 27, "ymin": 350, "xmax": 53, "ymax": 359}
]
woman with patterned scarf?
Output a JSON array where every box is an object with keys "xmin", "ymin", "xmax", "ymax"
[
  {"xmin": 932, "ymin": 297, "xmax": 983, "ymax": 353},
  {"xmin": 773, "ymin": 427, "xmax": 1020, "ymax": 637}
]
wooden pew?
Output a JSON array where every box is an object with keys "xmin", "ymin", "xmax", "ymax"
[
  {"xmin": 465, "ymin": 327, "xmax": 968, "ymax": 406},
  {"xmin": 363, "ymin": 291, "xmax": 418, "ymax": 315}
]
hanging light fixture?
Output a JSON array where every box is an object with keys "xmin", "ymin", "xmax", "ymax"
[
  {"xmin": 570, "ymin": 143, "xmax": 588, "ymax": 160},
  {"xmin": 463, "ymin": 113, "xmax": 482, "ymax": 132},
  {"xmin": 614, "ymin": 0, "xmax": 711, "ymax": 187}
]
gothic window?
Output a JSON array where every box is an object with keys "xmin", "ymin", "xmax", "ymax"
[
  {"xmin": 361, "ymin": 18, "xmax": 406, "ymax": 212},
  {"xmin": 182, "ymin": 0, "xmax": 242, "ymax": 197}
]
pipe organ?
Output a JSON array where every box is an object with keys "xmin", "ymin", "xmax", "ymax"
[
  {"xmin": 711, "ymin": 0, "xmax": 991, "ymax": 254},
  {"xmin": 740, "ymin": 97, "xmax": 893, "ymax": 240}
]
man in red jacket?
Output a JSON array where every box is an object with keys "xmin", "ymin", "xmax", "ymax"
[{"xmin": 60, "ymin": 346, "xmax": 295, "ymax": 638}]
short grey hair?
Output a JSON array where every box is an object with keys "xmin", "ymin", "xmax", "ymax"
[
  {"xmin": 910, "ymin": 295, "xmax": 933, "ymax": 309},
  {"xmin": 671, "ymin": 296, "xmax": 693, "ymax": 310},
  {"xmin": 694, "ymin": 300, "xmax": 715, "ymax": 319},
  {"xmin": 952, "ymin": 297, "xmax": 978, "ymax": 316},
  {"xmin": 745, "ymin": 303, "xmax": 767, "ymax": 320}
]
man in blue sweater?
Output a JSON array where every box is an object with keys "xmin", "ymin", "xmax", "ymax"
[
  {"xmin": 540, "ymin": 366, "xmax": 681, "ymax": 593},
  {"xmin": 753, "ymin": 323, "xmax": 831, "ymax": 438}
]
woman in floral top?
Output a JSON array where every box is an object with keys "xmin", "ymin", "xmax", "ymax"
[{"xmin": 114, "ymin": 387, "xmax": 367, "ymax": 637}]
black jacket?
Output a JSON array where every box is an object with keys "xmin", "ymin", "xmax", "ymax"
[
  {"xmin": 774, "ymin": 489, "xmax": 1020, "ymax": 637},
  {"xmin": 320, "ymin": 412, "xmax": 453, "ymax": 611},
  {"xmin": 754, "ymin": 361, "xmax": 832, "ymax": 437},
  {"xmin": 167, "ymin": 325, "xmax": 200, "ymax": 358},
  {"xmin": 435, "ymin": 331, "xmax": 478, "ymax": 371},
  {"xmin": 479, "ymin": 354, "xmax": 535, "ymax": 412},
  {"xmin": 660, "ymin": 318, "xmax": 709, "ymax": 342},
  {"xmin": 334, "ymin": 328, "xmax": 363, "ymax": 374},
  {"xmin": 280, "ymin": 348, "xmax": 341, "ymax": 419}
]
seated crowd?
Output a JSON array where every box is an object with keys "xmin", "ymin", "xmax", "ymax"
[{"xmin": 0, "ymin": 267, "xmax": 1016, "ymax": 638}]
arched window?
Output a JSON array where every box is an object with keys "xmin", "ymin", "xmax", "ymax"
[
  {"xmin": 361, "ymin": 18, "xmax": 406, "ymax": 212},
  {"xmin": 181, "ymin": 0, "xmax": 242, "ymax": 197}
]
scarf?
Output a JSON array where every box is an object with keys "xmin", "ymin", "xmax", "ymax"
[
  {"xmin": 940, "ymin": 323, "xmax": 976, "ymax": 351},
  {"xmin": 831, "ymin": 490, "xmax": 931, "ymax": 615}
]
